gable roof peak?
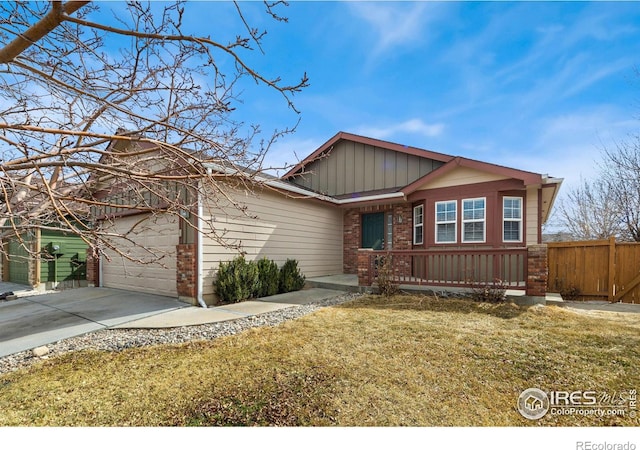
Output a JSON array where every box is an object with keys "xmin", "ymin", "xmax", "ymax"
[{"xmin": 283, "ymin": 131, "xmax": 454, "ymax": 179}]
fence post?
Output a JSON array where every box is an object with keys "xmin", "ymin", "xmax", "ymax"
[
  {"xmin": 357, "ymin": 248, "xmax": 373, "ymax": 286},
  {"xmin": 608, "ymin": 236, "xmax": 616, "ymax": 302},
  {"xmin": 526, "ymin": 244, "xmax": 548, "ymax": 298}
]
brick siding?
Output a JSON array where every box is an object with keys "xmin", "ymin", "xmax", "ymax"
[
  {"xmin": 177, "ymin": 243, "xmax": 197, "ymax": 299},
  {"xmin": 526, "ymin": 244, "xmax": 548, "ymax": 297},
  {"xmin": 86, "ymin": 249, "xmax": 99, "ymax": 286},
  {"xmin": 343, "ymin": 203, "xmax": 413, "ymax": 274}
]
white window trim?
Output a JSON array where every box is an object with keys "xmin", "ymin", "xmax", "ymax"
[
  {"xmin": 386, "ymin": 212, "xmax": 393, "ymax": 249},
  {"xmin": 461, "ymin": 197, "xmax": 486, "ymax": 243},
  {"xmin": 503, "ymin": 196, "xmax": 523, "ymax": 243},
  {"xmin": 413, "ymin": 204, "xmax": 424, "ymax": 245},
  {"xmin": 435, "ymin": 200, "xmax": 457, "ymax": 244}
]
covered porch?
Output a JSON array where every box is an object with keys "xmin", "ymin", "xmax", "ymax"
[{"xmin": 307, "ymin": 244, "xmax": 551, "ymax": 305}]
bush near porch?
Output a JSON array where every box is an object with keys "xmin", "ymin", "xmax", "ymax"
[{"xmin": 215, "ymin": 256, "xmax": 306, "ymax": 303}]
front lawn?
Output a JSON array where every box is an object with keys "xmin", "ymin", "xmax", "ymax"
[{"xmin": 1, "ymin": 295, "xmax": 639, "ymax": 426}]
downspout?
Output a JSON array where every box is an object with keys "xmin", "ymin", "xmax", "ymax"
[
  {"xmin": 35, "ymin": 228, "xmax": 41, "ymax": 290},
  {"xmin": 98, "ymin": 251, "xmax": 103, "ymax": 288},
  {"xmin": 196, "ymin": 179, "xmax": 207, "ymax": 308}
]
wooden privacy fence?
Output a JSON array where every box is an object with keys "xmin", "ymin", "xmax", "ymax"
[{"xmin": 548, "ymin": 237, "xmax": 640, "ymax": 303}]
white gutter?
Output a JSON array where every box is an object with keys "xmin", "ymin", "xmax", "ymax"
[
  {"xmin": 202, "ymin": 162, "xmax": 406, "ymax": 205},
  {"xmin": 196, "ymin": 178, "xmax": 207, "ymax": 308},
  {"xmin": 98, "ymin": 251, "xmax": 103, "ymax": 288}
]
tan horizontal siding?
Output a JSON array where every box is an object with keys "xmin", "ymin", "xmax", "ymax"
[
  {"xmin": 526, "ymin": 187, "xmax": 540, "ymax": 245},
  {"xmin": 201, "ymin": 187, "xmax": 343, "ymax": 299},
  {"xmin": 417, "ymin": 166, "xmax": 508, "ymax": 190}
]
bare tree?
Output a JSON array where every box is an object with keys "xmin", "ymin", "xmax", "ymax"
[
  {"xmin": 601, "ymin": 136, "xmax": 640, "ymax": 242},
  {"xmin": 0, "ymin": 1, "xmax": 308, "ymax": 261},
  {"xmin": 555, "ymin": 177, "xmax": 624, "ymax": 241}
]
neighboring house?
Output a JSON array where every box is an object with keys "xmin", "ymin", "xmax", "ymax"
[
  {"xmin": 1, "ymin": 176, "xmax": 90, "ymax": 290},
  {"xmin": 1, "ymin": 227, "xmax": 88, "ymax": 290},
  {"xmin": 91, "ymin": 131, "xmax": 562, "ymax": 305}
]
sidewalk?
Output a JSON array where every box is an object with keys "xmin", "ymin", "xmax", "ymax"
[
  {"xmin": 0, "ymin": 287, "xmax": 347, "ymax": 358},
  {"xmin": 111, "ymin": 288, "xmax": 346, "ymax": 328}
]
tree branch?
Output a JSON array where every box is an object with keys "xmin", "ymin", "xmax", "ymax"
[{"xmin": 0, "ymin": 1, "xmax": 90, "ymax": 63}]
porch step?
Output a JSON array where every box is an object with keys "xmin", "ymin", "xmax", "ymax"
[{"xmin": 305, "ymin": 279, "xmax": 371, "ymax": 294}]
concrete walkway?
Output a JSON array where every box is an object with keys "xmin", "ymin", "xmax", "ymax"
[
  {"xmin": 548, "ymin": 299, "xmax": 640, "ymax": 314},
  {"xmin": 0, "ymin": 281, "xmax": 35, "ymax": 299},
  {"xmin": 0, "ymin": 287, "xmax": 346, "ymax": 358},
  {"xmin": 111, "ymin": 288, "xmax": 345, "ymax": 328}
]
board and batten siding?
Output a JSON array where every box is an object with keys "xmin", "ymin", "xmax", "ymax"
[
  {"xmin": 291, "ymin": 140, "xmax": 444, "ymax": 196},
  {"xmin": 201, "ymin": 187, "xmax": 343, "ymax": 302}
]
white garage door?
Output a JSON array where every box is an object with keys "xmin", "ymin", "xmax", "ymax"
[{"xmin": 101, "ymin": 213, "xmax": 179, "ymax": 297}]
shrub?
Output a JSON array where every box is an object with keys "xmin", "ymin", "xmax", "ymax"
[
  {"xmin": 375, "ymin": 254, "xmax": 399, "ymax": 297},
  {"xmin": 560, "ymin": 284, "xmax": 581, "ymax": 301},
  {"xmin": 279, "ymin": 259, "xmax": 306, "ymax": 293},
  {"xmin": 257, "ymin": 257, "xmax": 280, "ymax": 298},
  {"xmin": 215, "ymin": 256, "xmax": 261, "ymax": 303},
  {"xmin": 469, "ymin": 279, "xmax": 508, "ymax": 303}
]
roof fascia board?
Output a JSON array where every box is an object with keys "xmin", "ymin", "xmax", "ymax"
[
  {"xmin": 540, "ymin": 177, "xmax": 564, "ymax": 223},
  {"xmin": 401, "ymin": 156, "xmax": 544, "ymax": 195},
  {"xmin": 202, "ymin": 162, "xmax": 406, "ymax": 205}
]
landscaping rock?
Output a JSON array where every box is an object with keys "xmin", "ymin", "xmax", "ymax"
[
  {"xmin": 32, "ymin": 346, "xmax": 50, "ymax": 357},
  {"xmin": 0, "ymin": 293, "xmax": 360, "ymax": 375}
]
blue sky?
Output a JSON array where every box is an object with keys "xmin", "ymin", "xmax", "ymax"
[
  {"xmin": 108, "ymin": 1, "xmax": 640, "ymax": 193},
  {"xmin": 228, "ymin": 1, "xmax": 640, "ymax": 191}
]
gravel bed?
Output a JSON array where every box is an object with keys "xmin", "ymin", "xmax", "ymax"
[{"xmin": 0, "ymin": 293, "xmax": 360, "ymax": 376}]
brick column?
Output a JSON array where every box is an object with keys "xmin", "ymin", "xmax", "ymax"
[
  {"xmin": 357, "ymin": 248, "xmax": 373, "ymax": 286},
  {"xmin": 344, "ymin": 209, "xmax": 361, "ymax": 274},
  {"xmin": 86, "ymin": 249, "xmax": 99, "ymax": 287},
  {"xmin": 177, "ymin": 243, "xmax": 197, "ymax": 301},
  {"xmin": 526, "ymin": 244, "xmax": 548, "ymax": 297}
]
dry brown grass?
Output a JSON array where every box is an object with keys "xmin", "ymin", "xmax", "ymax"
[{"xmin": 1, "ymin": 294, "xmax": 640, "ymax": 426}]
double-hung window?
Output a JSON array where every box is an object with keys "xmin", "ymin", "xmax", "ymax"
[
  {"xmin": 435, "ymin": 200, "xmax": 457, "ymax": 243},
  {"xmin": 462, "ymin": 198, "xmax": 486, "ymax": 243},
  {"xmin": 413, "ymin": 204, "xmax": 424, "ymax": 245},
  {"xmin": 503, "ymin": 197, "xmax": 523, "ymax": 242}
]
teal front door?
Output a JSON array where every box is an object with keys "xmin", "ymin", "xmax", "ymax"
[{"xmin": 362, "ymin": 213, "xmax": 385, "ymax": 250}]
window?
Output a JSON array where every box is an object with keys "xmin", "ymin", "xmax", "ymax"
[
  {"xmin": 435, "ymin": 201, "xmax": 456, "ymax": 243},
  {"xmin": 462, "ymin": 198, "xmax": 485, "ymax": 243},
  {"xmin": 503, "ymin": 197, "xmax": 523, "ymax": 242},
  {"xmin": 413, "ymin": 204, "xmax": 424, "ymax": 245}
]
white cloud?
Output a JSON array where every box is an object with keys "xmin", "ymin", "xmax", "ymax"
[
  {"xmin": 262, "ymin": 136, "xmax": 322, "ymax": 177},
  {"xmin": 500, "ymin": 109, "xmax": 638, "ymax": 192},
  {"xmin": 347, "ymin": 2, "xmax": 444, "ymax": 57},
  {"xmin": 356, "ymin": 118, "xmax": 445, "ymax": 140}
]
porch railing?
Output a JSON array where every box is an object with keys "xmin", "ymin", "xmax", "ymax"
[{"xmin": 361, "ymin": 248, "xmax": 528, "ymax": 289}]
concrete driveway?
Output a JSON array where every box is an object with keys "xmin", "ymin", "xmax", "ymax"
[{"xmin": 0, "ymin": 287, "xmax": 187, "ymax": 358}]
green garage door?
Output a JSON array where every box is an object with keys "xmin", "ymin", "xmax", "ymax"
[
  {"xmin": 40, "ymin": 231, "xmax": 88, "ymax": 284},
  {"xmin": 7, "ymin": 237, "xmax": 31, "ymax": 285}
]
